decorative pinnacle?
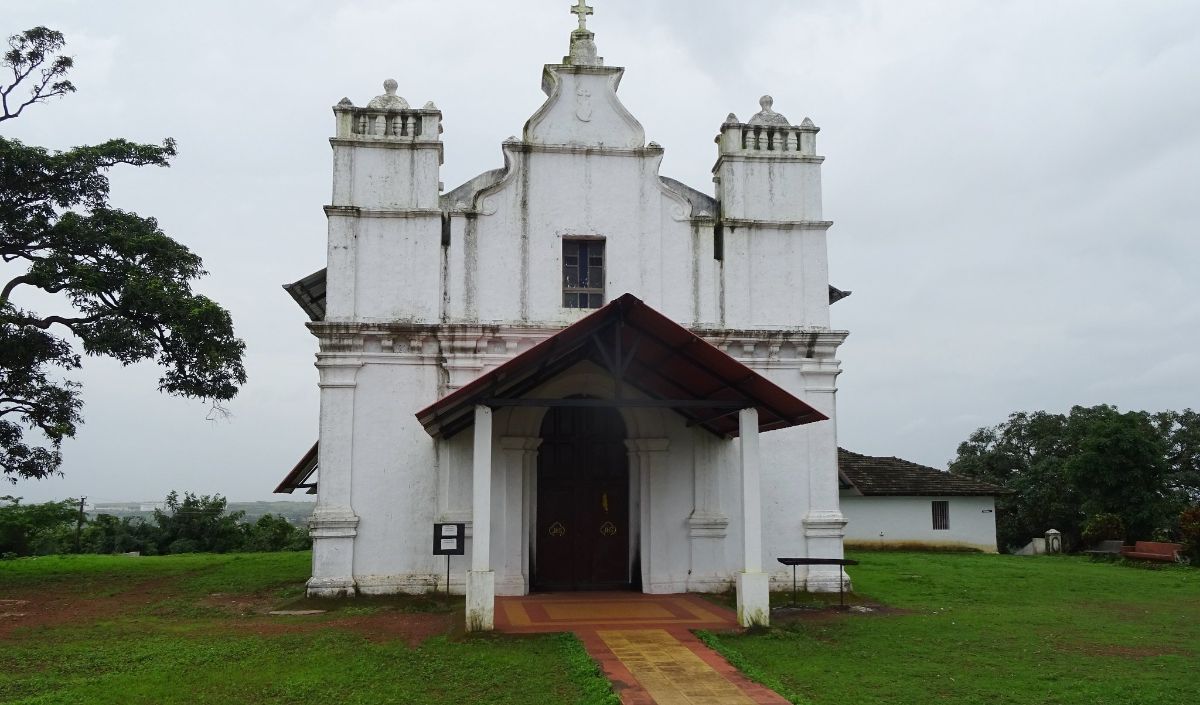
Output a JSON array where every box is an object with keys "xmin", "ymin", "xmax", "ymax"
[
  {"xmin": 571, "ymin": 0, "xmax": 594, "ymax": 31},
  {"xmin": 366, "ymin": 78, "xmax": 409, "ymax": 110},
  {"xmin": 748, "ymin": 94, "xmax": 791, "ymax": 126}
]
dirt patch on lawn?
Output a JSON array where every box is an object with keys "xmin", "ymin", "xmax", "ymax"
[
  {"xmin": 199, "ymin": 592, "xmax": 285, "ymax": 616},
  {"xmin": 0, "ymin": 577, "xmax": 178, "ymax": 639},
  {"xmin": 201, "ymin": 611, "xmax": 453, "ymax": 647},
  {"xmin": 769, "ymin": 603, "xmax": 911, "ymax": 626},
  {"xmin": 2, "ymin": 579, "xmax": 453, "ymax": 648},
  {"xmin": 1085, "ymin": 601, "xmax": 1156, "ymax": 622},
  {"xmin": 1064, "ymin": 642, "xmax": 1191, "ymax": 659},
  {"xmin": 319, "ymin": 612, "xmax": 451, "ymax": 646}
]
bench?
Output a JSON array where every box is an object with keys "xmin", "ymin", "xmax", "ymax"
[
  {"xmin": 776, "ymin": 558, "xmax": 860, "ymax": 609},
  {"xmin": 1083, "ymin": 539, "xmax": 1125, "ymax": 559},
  {"xmin": 1120, "ymin": 541, "xmax": 1184, "ymax": 563}
]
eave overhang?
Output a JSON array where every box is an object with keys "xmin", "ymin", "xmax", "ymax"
[{"xmin": 415, "ymin": 293, "xmax": 828, "ymax": 440}]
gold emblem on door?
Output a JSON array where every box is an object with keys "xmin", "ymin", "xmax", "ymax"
[
  {"xmin": 600, "ymin": 521, "xmax": 617, "ymax": 537},
  {"xmin": 548, "ymin": 522, "xmax": 566, "ymax": 537}
]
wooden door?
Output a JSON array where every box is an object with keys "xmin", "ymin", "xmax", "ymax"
[{"xmin": 534, "ymin": 405, "xmax": 630, "ymax": 591}]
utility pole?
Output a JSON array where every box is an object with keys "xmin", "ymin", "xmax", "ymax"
[{"xmin": 74, "ymin": 496, "xmax": 86, "ymax": 553}]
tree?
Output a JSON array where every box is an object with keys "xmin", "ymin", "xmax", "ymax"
[
  {"xmin": 152, "ymin": 491, "xmax": 244, "ymax": 554},
  {"xmin": 1153, "ymin": 409, "xmax": 1200, "ymax": 503},
  {"xmin": 0, "ymin": 27, "xmax": 246, "ymax": 481},
  {"xmin": 1, "ymin": 26, "xmax": 74, "ymax": 123},
  {"xmin": 79, "ymin": 513, "xmax": 161, "ymax": 555},
  {"xmin": 0, "ymin": 495, "xmax": 78, "ymax": 555},
  {"xmin": 241, "ymin": 513, "xmax": 309, "ymax": 552},
  {"xmin": 1064, "ymin": 407, "xmax": 1170, "ymax": 540},
  {"xmin": 950, "ymin": 411, "xmax": 1084, "ymax": 550},
  {"xmin": 1180, "ymin": 506, "xmax": 1200, "ymax": 563},
  {"xmin": 951, "ymin": 405, "xmax": 1184, "ymax": 550}
]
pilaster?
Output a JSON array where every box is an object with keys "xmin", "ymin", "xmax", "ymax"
[
  {"xmin": 626, "ymin": 438, "xmax": 670, "ymax": 593},
  {"xmin": 500, "ymin": 436, "xmax": 542, "ymax": 595},
  {"xmin": 688, "ymin": 439, "xmax": 729, "ymax": 588},
  {"xmin": 801, "ymin": 354, "xmax": 849, "ymax": 593},
  {"xmin": 309, "ymin": 359, "xmax": 363, "ymax": 597}
]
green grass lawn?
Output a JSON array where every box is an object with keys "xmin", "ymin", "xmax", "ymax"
[
  {"xmin": 3, "ymin": 552, "xmax": 1197, "ymax": 705},
  {"xmin": 702, "ymin": 552, "xmax": 1199, "ymax": 705},
  {"xmin": 0, "ymin": 553, "xmax": 617, "ymax": 705}
]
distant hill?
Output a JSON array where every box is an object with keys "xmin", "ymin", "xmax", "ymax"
[{"xmin": 89, "ymin": 501, "xmax": 316, "ymax": 526}]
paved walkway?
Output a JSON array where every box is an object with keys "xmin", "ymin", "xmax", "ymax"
[{"xmin": 495, "ymin": 593, "xmax": 789, "ymax": 705}]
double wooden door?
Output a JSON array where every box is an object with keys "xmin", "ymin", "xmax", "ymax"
[{"xmin": 533, "ymin": 405, "xmax": 631, "ymax": 591}]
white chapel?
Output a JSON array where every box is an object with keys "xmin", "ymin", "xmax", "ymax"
[{"xmin": 279, "ymin": 3, "xmax": 852, "ymax": 630}]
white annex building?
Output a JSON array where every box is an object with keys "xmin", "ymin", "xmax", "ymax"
[
  {"xmin": 838, "ymin": 449, "xmax": 1004, "ymax": 553},
  {"xmin": 279, "ymin": 4, "xmax": 855, "ymax": 630}
]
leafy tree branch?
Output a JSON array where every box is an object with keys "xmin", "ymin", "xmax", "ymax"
[
  {"xmin": 0, "ymin": 27, "xmax": 245, "ymax": 481},
  {"xmin": 0, "ymin": 26, "xmax": 75, "ymax": 122}
]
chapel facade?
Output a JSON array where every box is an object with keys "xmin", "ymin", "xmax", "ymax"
[{"xmin": 280, "ymin": 3, "xmax": 850, "ymax": 630}]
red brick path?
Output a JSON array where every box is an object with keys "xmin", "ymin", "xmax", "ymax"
[{"xmin": 495, "ymin": 593, "xmax": 790, "ymax": 705}]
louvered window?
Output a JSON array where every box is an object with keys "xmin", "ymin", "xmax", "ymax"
[{"xmin": 932, "ymin": 501, "xmax": 950, "ymax": 531}]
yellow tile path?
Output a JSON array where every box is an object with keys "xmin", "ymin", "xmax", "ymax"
[{"xmin": 598, "ymin": 629, "xmax": 758, "ymax": 705}]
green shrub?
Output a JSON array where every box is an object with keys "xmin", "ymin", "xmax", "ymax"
[
  {"xmin": 168, "ymin": 538, "xmax": 202, "ymax": 554},
  {"xmin": 1081, "ymin": 512, "xmax": 1126, "ymax": 546},
  {"xmin": 1180, "ymin": 506, "xmax": 1200, "ymax": 563}
]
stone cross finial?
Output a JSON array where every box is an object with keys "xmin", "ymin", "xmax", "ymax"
[{"xmin": 571, "ymin": 0, "xmax": 594, "ymax": 31}]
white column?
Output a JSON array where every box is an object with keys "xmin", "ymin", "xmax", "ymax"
[
  {"xmin": 740, "ymin": 408, "xmax": 763, "ymax": 573},
  {"xmin": 466, "ymin": 405, "xmax": 495, "ymax": 631},
  {"xmin": 472, "ymin": 406, "xmax": 493, "ymax": 572},
  {"xmin": 735, "ymin": 407, "xmax": 770, "ymax": 627},
  {"xmin": 308, "ymin": 359, "xmax": 362, "ymax": 597}
]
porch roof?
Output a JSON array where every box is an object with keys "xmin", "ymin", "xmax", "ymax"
[
  {"xmin": 274, "ymin": 442, "xmax": 318, "ymax": 494},
  {"xmin": 416, "ymin": 293, "xmax": 828, "ymax": 439}
]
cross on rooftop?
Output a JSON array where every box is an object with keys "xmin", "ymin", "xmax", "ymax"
[{"xmin": 571, "ymin": 0, "xmax": 594, "ymax": 31}]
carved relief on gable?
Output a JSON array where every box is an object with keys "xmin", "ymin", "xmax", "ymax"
[{"xmin": 524, "ymin": 67, "xmax": 645, "ymax": 148}]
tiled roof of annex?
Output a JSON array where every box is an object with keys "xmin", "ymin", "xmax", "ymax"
[{"xmin": 838, "ymin": 448, "xmax": 1008, "ymax": 497}]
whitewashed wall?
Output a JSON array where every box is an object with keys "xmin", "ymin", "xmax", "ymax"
[
  {"xmin": 840, "ymin": 495, "xmax": 998, "ymax": 552},
  {"xmin": 309, "ymin": 50, "xmax": 849, "ymax": 596}
]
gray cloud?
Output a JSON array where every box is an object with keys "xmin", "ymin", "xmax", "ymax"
[{"xmin": 4, "ymin": 0, "xmax": 1197, "ymax": 502}]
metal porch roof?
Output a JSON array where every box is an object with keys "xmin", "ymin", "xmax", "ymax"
[{"xmin": 274, "ymin": 442, "xmax": 318, "ymax": 494}]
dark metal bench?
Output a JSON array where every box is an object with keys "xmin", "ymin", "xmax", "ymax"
[
  {"xmin": 1083, "ymin": 539, "xmax": 1125, "ymax": 560},
  {"xmin": 776, "ymin": 557, "xmax": 860, "ymax": 609}
]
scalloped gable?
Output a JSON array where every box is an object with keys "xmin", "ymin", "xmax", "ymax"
[{"xmin": 523, "ymin": 64, "xmax": 645, "ymax": 149}]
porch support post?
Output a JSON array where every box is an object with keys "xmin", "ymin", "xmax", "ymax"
[
  {"xmin": 736, "ymin": 407, "xmax": 770, "ymax": 627},
  {"xmin": 466, "ymin": 405, "xmax": 495, "ymax": 632}
]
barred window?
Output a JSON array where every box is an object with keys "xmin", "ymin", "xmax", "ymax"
[
  {"xmin": 562, "ymin": 239, "xmax": 605, "ymax": 309},
  {"xmin": 932, "ymin": 501, "xmax": 950, "ymax": 531}
]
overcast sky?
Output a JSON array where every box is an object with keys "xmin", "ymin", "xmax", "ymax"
[{"xmin": 4, "ymin": 0, "xmax": 1198, "ymax": 504}]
